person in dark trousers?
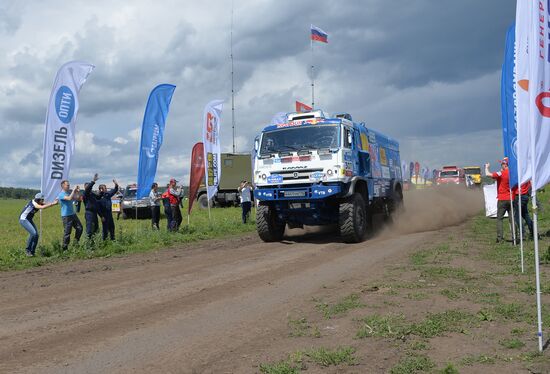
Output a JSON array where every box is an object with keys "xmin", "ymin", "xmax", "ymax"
[
  {"xmin": 82, "ymin": 173, "xmax": 103, "ymax": 240},
  {"xmin": 149, "ymin": 182, "xmax": 162, "ymax": 230},
  {"xmin": 513, "ymin": 180, "xmax": 535, "ymax": 240},
  {"xmin": 168, "ymin": 178, "xmax": 183, "ymax": 231},
  {"xmin": 161, "ymin": 184, "xmax": 173, "ymax": 231},
  {"xmin": 238, "ymin": 180, "xmax": 253, "ymax": 223},
  {"xmin": 58, "ymin": 180, "xmax": 83, "ymax": 250},
  {"xmin": 485, "ymin": 158, "xmax": 512, "ymax": 243},
  {"xmin": 98, "ymin": 179, "xmax": 119, "ymax": 240},
  {"xmin": 19, "ymin": 193, "xmax": 58, "ymax": 256}
]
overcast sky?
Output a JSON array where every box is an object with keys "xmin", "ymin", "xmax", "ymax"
[{"xmin": 0, "ymin": 0, "xmax": 514, "ymax": 188}]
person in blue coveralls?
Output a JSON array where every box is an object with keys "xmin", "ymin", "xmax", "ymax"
[
  {"xmin": 19, "ymin": 193, "xmax": 58, "ymax": 256},
  {"xmin": 82, "ymin": 173, "xmax": 103, "ymax": 240},
  {"xmin": 58, "ymin": 180, "xmax": 83, "ymax": 250},
  {"xmin": 98, "ymin": 179, "xmax": 119, "ymax": 240}
]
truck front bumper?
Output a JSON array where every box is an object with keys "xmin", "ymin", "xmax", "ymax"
[{"xmin": 254, "ymin": 184, "xmax": 342, "ymax": 201}]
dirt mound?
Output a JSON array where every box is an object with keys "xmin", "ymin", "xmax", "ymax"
[{"xmin": 390, "ymin": 186, "xmax": 483, "ymax": 235}]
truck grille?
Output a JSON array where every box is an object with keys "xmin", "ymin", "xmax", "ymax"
[{"xmin": 275, "ymin": 168, "xmax": 324, "ymax": 181}]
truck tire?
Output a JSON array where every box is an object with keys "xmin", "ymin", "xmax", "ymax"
[
  {"xmin": 198, "ymin": 194, "xmax": 211, "ymax": 209},
  {"xmin": 339, "ymin": 193, "xmax": 368, "ymax": 243},
  {"xmin": 256, "ymin": 204, "xmax": 285, "ymax": 242}
]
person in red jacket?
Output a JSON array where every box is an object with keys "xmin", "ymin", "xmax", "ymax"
[
  {"xmin": 512, "ymin": 180, "xmax": 534, "ymax": 240},
  {"xmin": 485, "ymin": 158, "xmax": 512, "ymax": 243}
]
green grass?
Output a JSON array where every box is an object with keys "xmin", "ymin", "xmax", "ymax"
[
  {"xmin": 259, "ymin": 361, "xmax": 301, "ymax": 374},
  {"xmin": 499, "ymin": 338, "xmax": 525, "ymax": 349},
  {"xmin": 288, "ymin": 317, "xmax": 320, "ymax": 338},
  {"xmin": 259, "ymin": 347, "xmax": 356, "ymax": 373},
  {"xmin": 440, "ymin": 289, "xmax": 460, "ymax": 300},
  {"xmin": 303, "ymin": 346, "xmax": 357, "ymax": 366},
  {"xmin": 439, "ymin": 363, "xmax": 460, "ymax": 374},
  {"xmin": 410, "ymin": 310, "xmax": 477, "ymax": 338},
  {"xmin": 316, "ymin": 293, "xmax": 364, "ymax": 319},
  {"xmin": 0, "ymin": 199, "xmax": 256, "ymax": 271},
  {"xmin": 390, "ymin": 354, "xmax": 435, "ymax": 374},
  {"xmin": 357, "ymin": 310, "xmax": 478, "ymax": 340},
  {"xmin": 356, "ymin": 313, "xmax": 409, "ymax": 339}
]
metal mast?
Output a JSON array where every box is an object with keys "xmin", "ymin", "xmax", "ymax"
[{"xmin": 231, "ymin": 0, "xmax": 236, "ymax": 153}]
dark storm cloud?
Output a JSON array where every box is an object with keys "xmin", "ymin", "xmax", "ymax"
[{"xmin": 0, "ymin": 0, "xmax": 516, "ymax": 187}]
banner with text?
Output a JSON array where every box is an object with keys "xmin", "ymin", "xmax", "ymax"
[
  {"xmin": 188, "ymin": 142, "xmax": 205, "ymax": 214},
  {"xmin": 41, "ymin": 61, "xmax": 94, "ymax": 202},
  {"xmin": 136, "ymin": 84, "xmax": 176, "ymax": 199},
  {"xmin": 501, "ymin": 23, "xmax": 519, "ymax": 188},
  {"xmin": 528, "ymin": 1, "xmax": 550, "ymax": 190},
  {"xmin": 202, "ymin": 99, "xmax": 224, "ymax": 201}
]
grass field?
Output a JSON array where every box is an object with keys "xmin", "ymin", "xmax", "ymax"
[{"xmin": 0, "ymin": 199, "xmax": 256, "ymax": 271}]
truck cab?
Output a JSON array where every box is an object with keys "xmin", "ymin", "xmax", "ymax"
[
  {"xmin": 436, "ymin": 166, "xmax": 465, "ymax": 186},
  {"xmin": 253, "ymin": 110, "xmax": 403, "ymax": 243}
]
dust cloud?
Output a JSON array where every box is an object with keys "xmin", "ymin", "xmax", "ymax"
[{"xmin": 389, "ymin": 186, "xmax": 484, "ymax": 235}]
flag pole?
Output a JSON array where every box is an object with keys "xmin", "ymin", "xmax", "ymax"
[
  {"xmin": 39, "ymin": 209, "xmax": 43, "ymax": 246},
  {"xmin": 528, "ymin": 102, "xmax": 543, "ymax": 351},
  {"xmin": 518, "ymin": 186, "xmax": 525, "ymax": 273},
  {"xmin": 310, "ymin": 35, "xmax": 314, "ymax": 109},
  {"xmin": 509, "ymin": 188, "xmax": 517, "ymax": 245},
  {"xmin": 230, "ymin": 0, "xmax": 236, "ymax": 153}
]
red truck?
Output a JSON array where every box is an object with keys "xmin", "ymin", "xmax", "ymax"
[{"xmin": 436, "ymin": 166, "xmax": 465, "ymax": 186}]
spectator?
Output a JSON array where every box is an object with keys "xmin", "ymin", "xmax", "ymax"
[
  {"xmin": 238, "ymin": 180, "xmax": 253, "ymax": 223},
  {"xmin": 149, "ymin": 182, "xmax": 162, "ymax": 230},
  {"xmin": 19, "ymin": 193, "xmax": 58, "ymax": 256},
  {"xmin": 98, "ymin": 179, "xmax": 119, "ymax": 240},
  {"xmin": 513, "ymin": 180, "xmax": 535, "ymax": 240},
  {"xmin": 485, "ymin": 158, "xmax": 512, "ymax": 243},
  {"xmin": 168, "ymin": 178, "xmax": 183, "ymax": 230},
  {"xmin": 58, "ymin": 180, "xmax": 83, "ymax": 250},
  {"xmin": 82, "ymin": 173, "xmax": 103, "ymax": 240},
  {"xmin": 161, "ymin": 184, "xmax": 173, "ymax": 231}
]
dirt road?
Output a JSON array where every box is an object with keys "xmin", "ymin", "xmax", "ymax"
[{"xmin": 0, "ymin": 188, "xmax": 483, "ymax": 373}]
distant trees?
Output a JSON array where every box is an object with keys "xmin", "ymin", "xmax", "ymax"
[{"xmin": 0, "ymin": 187, "xmax": 40, "ymax": 200}]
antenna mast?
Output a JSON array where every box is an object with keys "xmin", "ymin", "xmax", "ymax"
[{"xmin": 231, "ymin": 0, "xmax": 236, "ymax": 153}]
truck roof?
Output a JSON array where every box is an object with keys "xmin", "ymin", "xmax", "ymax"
[{"xmin": 262, "ymin": 111, "xmax": 399, "ymax": 151}]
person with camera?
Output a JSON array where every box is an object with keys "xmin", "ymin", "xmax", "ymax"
[
  {"xmin": 58, "ymin": 180, "xmax": 83, "ymax": 250},
  {"xmin": 238, "ymin": 180, "xmax": 253, "ymax": 224},
  {"xmin": 168, "ymin": 178, "xmax": 183, "ymax": 231}
]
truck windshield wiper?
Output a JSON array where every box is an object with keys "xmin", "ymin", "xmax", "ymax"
[{"xmin": 277, "ymin": 145, "xmax": 299, "ymax": 151}]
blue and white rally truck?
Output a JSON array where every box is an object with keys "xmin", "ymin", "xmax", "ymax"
[{"xmin": 253, "ymin": 110, "xmax": 403, "ymax": 243}]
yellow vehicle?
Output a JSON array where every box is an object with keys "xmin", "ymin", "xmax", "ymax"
[{"xmin": 463, "ymin": 166, "xmax": 482, "ymax": 187}]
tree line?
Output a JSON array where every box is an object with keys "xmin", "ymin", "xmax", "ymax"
[{"xmin": 0, "ymin": 187, "xmax": 40, "ymax": 200}]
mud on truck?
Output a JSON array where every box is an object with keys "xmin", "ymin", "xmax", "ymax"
[{"xmin": 253, "ymin": 110, "xmax": 403, "ymax": 243}]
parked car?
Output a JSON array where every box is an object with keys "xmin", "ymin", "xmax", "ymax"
[{"xmin": 120, "ymin": 184, "xmax": 152, "ymax": 219}]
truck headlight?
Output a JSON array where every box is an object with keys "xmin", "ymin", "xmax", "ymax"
[
  {"xmin": 327, "ymin": 169, "xmax": 333, "ymax": 176},
  {"xmin": 261, "ymin": 174, "xmax": 267, "ymax": 180}
]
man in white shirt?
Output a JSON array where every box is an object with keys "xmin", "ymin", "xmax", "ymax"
[{"xmin": 238, "ymin": 180, "xmax": 253, "ymax": 223}]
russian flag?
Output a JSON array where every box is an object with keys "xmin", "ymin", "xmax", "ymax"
[{"xmin": 311, "ymin": 25, "xmax": 328, "ymax": 43}]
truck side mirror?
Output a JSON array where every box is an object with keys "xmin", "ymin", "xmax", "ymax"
[{"xmin": 254, "ymin": 137, "xmax": 260, "ymax": 153}]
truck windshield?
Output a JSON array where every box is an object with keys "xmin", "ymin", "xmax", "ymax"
[
  {"xmin": 440, "ymin": 171, "xmax": 459, "ymax": 177},
  {"xmin": 260, "ymin": 124, "xmax": 339, "ymax": 155}
]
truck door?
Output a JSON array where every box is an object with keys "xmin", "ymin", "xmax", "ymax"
[{"xmin": 354, "ymin": 128, "xmax": 370, "ymax": 177}]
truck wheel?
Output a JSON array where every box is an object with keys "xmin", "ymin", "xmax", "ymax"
[
  {"xmin": 198, "ymin": 194, "xmax": 211, "ymax": 209},
  {"xmin": 256, "ymin": 204, "xmax": 285, "ymax": 242},
  {"xmin": 339, "ymin": 193, "xmax": 368, "ymax": 243}
]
